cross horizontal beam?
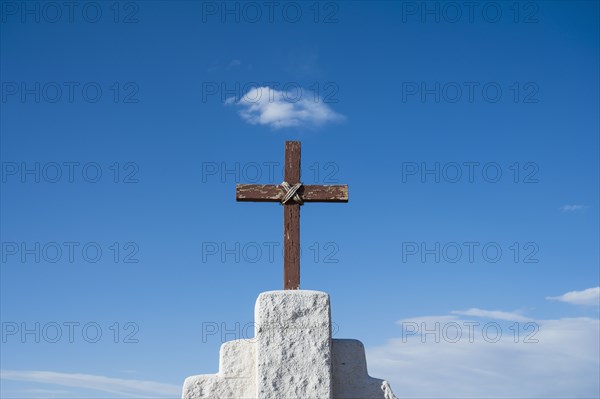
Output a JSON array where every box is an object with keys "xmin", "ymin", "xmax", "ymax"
[{"xmin": 236, "ymin": 184, "xmax": 348, "ymax": 203}]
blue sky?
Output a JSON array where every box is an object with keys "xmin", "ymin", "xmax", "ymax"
[{"xmin": 1, "ymin": 1, "xmax": 599, "ymax": 398}]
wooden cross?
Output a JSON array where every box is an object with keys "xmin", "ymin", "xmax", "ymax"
[{"xmin": 236, "ymin": 141, "xmax": 348, "ymax": 290}]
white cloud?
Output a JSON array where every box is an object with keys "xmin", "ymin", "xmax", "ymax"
[
  {"xmin": 227, "ymin": 59, "xmax": 241, "ymax": 68},
  {"xmin": 546, "ymin": 287, "xmax": 600, "ymax": 306},
  {"xmin": 559, "ymin": 204, "xmax": 588, "ymax": 212},
  {"xmin": 367, "ymin": 312, "xmax": 600, "ymax": 398},
  {"xmin": 450, "ymin": 308, "xmax": 532, "ymax": 322},
  {"xmin": 0, "ymin": 370, "xmax": 180, "ymax": 398},
  {"xmin": 227, "ymin": 86, "xmax": 344, "ymax": 129},
  {"xmin": 20, "ymin": 388, "xmax": 72, "ymax": 395}
]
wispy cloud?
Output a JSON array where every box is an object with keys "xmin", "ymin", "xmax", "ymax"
[
  {"xmin": 285, "ymin": 48, "xmax": 323, "ymax": 78},
  {"xmin": 227, "ymin": 59, "xmax": 241, "ymax": 68},
  {"xmin": 368, "ymin": 306, "xmax": 600, "ymax": 398},
  {"xmin": 450, "ymin": 308, "xmax": 532, "ymax": 322},
  {"xmin": 20, "ymin": 388, "xmax": 73, "ymax": 395},
  {"xmin": 559, "ymin": 204, "xmax": 588, "ymax": 212},
  {"xmin": 546, "ymin": 287, "xmax": 600, "ymax": 306},
  {"xmin": 227, "ymin": 86, "xmax": 344, "ymax": 129},
  {"xmin": 1, "ymin": 370, "xmax": 180, "ymax": 398}
]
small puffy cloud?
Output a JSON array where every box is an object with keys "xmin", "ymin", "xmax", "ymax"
[
  {"xmin": 227, "ymin": 59, "xmax": 241, "ymax": 68},
  {"xmin": 559, "ymin": 204, "xmax": 588, "ymax": 212},
  {"xmin": 227, "ymin": 86, "xmax": 344, "ymax": 129},
  {"xmin": 546, "ymin": 287, "xmax": 600, "ymax": 306}
]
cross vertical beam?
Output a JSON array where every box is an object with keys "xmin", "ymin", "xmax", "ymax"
[{"xmin": 284, "ymin": 141, "xmax": 301, "ymax": 290}]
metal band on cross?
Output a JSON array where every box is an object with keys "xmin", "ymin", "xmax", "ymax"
[{"xmin": 280, "ymin": 182, "xmax": 303, "ymax": 205}]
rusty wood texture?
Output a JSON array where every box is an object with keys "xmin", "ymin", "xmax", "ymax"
[
  {"xmin": 236, "ymin": 184, "xmax": 348, "ymax": 203},
  {"xmin": 284, "ymin": 203, "xmax": 300, "ymax": 290},
  {"xmin": 283, "ymin": 141, "xmax": 301, "ymax": 290},
  {"xmin": 285, "ymin": 141, "xmax": 301, "ymax": 184}
]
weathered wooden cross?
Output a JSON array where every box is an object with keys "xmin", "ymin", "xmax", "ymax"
[{"xmin": 236, "ymin": 141, "xmax": 348, "ymax": 290}]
